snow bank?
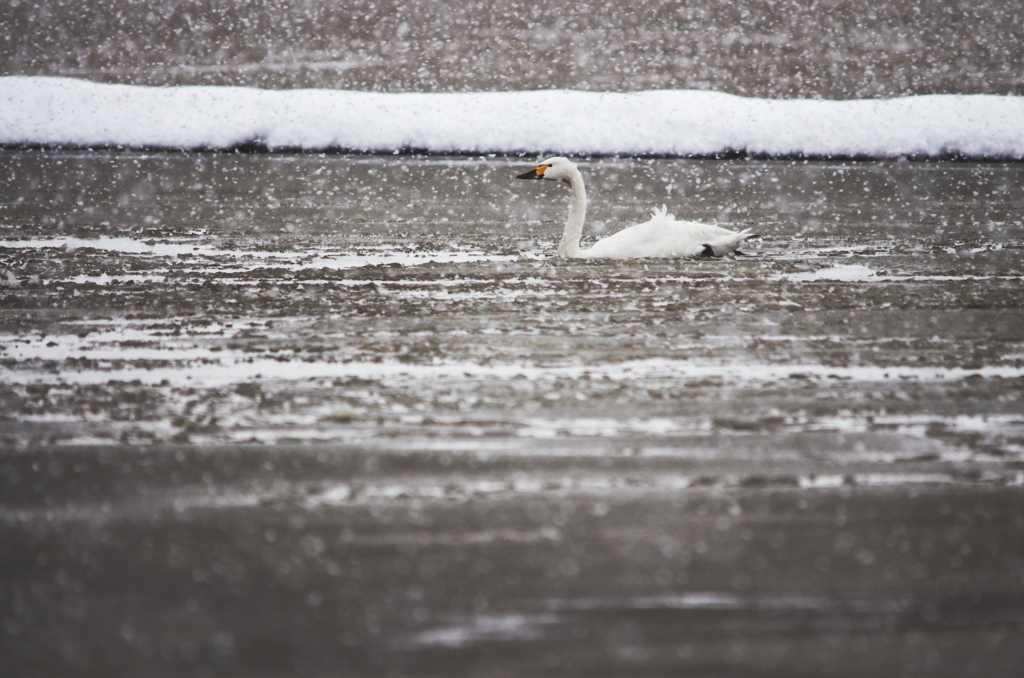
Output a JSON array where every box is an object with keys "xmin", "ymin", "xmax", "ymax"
[{"xmin": 2, "ymin": 76, "xmax": 1022, "ymax": 158}]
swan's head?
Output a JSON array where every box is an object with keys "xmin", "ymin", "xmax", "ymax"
[{"xmin": 516, "ymin": 156, "xmax": 577, "ymax": 182}]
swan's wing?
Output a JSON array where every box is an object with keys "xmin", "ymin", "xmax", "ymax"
[
  {"xmin": 583, "ymin": 209, "xmax": 753, "ymax": 259},
  {"xmin": 583, "ymin": 222, "xmax": 664, "ymax": 258},
  {"xmin": 584, "ymin": 215, "xmax": 708, "ymax": 258},
  {"xmin": 685, "ymin": 221, "xmax": 745, "ymax": 240}
]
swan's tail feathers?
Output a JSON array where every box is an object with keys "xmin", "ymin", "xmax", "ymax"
[
  {"xmin": 735, "ymin": 228, "xmax": 759, "ymax": 257},
  {"xmin": 702, "ymin": 228, "xmax": 757, "ymax": 258}
]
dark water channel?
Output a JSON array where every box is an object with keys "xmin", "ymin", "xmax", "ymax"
[{"xmin": 2, "ymin": 151, "xmax": 1024, "ymax": 676}]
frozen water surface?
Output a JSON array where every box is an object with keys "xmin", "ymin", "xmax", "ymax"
[
  {"xmin": 2, "ymin": 150, "xmax": 1024, "ymax": 675},
  {"xmin": 4, "ymin": 77, "xmax": 1023, "ymax": 158}
]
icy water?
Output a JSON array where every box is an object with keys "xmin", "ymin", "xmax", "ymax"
[{"xmin": 2, "ymin": 151, "xmax": 1024, "ymax": 676}]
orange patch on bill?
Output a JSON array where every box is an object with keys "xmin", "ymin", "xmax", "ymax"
[{"xmin": 535, "ymin": 165, "xmax": 547, "ymax": 176}]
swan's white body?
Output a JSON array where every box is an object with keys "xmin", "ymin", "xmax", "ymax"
[{"xmin": 518, "ymin": 157, "xmax": 753, "ymax": 260}]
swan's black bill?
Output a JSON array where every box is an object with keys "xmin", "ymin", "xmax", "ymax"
[{"xmin": 517, "ymin": 166, "xmax": 547, "ymax": 180}]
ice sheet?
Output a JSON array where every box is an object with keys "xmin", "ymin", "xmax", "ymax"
[{"xmin": 3, "ymin": 77, "xmax": 1022, "ymax": 158}]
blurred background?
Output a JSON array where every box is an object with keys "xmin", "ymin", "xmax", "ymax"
[{"xmin": 2, "ymin": 0, "xmax": 1022, "ymax": 98}]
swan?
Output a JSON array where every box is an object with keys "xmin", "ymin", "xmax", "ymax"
[{"xmin": 516, "ymin": 157, "xmax": 754, "ymax": 259}]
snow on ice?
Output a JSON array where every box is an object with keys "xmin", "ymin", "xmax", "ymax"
[{"xmin": 2, "ymin": 76, "xmax": 1023, "ymax": 158}]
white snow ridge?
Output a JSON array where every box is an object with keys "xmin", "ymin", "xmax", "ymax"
[{"xmin": 2, "ymin": 76, "xmax": 1022, "ymax": 158}]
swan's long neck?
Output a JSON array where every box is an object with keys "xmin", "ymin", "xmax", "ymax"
[{"xmin": 557, "ymin": 168, "xmax": 587, "ymax": 258}]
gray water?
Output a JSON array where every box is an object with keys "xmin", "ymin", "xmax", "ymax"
[
  {"xmin": 3, "ymin": 0, "xmax": 1023, "ymax": 98},
  {"xmin": 2, "ymin": 151, "xmax": 1024, "ymax": 676}
]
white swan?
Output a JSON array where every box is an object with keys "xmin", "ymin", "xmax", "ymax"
[{"xmin": 517, "ymin": 157, "xmax": 753, "ymax": 259}]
